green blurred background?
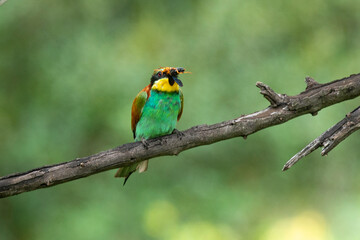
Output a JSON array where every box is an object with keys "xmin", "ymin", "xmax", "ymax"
[{"xmin": 1, "ymin": 0, "xmax": 360, "ymax": 239}]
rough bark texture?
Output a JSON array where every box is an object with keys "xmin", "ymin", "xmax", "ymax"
[
  {"xmin": 283, "ymin": 106, "xmax": 360, "ymax": 170},
  {"xmin": 1, "ymin": 73, "xmax": 360, "ymax": 198}
]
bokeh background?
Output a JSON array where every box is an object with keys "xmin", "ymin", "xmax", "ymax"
[{"xmin": 1, "ymin": 0, "xmax": 360, "ymax": 239}]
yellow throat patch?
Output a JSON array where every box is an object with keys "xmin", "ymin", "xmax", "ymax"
[{"xmin": 151, "ymin": 78, "xmax": 179, "ymax": 92}]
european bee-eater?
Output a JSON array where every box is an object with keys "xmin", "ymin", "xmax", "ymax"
[{"xmin": 115, "ymin": 67, "xmax": 186, "ymax": 184}]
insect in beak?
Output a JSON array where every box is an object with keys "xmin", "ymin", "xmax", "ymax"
[{"xmin": 172, "ymin": 76, "xmax": 183, "ymax": 87}]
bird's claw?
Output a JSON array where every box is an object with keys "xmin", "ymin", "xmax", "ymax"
[
  {"xmin": 172, "ymin": 129, "xmax": 185, "ymax": 140},
  {"xmin": 141, "ymin": 138, "xmax": 150, "ymax": 149}
]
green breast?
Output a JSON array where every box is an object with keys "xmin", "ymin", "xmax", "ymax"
[{"xmin": 135, "ymin": 90, "xmax": 181, "ymax": 140}]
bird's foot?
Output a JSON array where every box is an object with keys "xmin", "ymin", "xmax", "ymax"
[
  {"xmin": 141, "ymin": 138, "xmax": 150, "ymax": 149},
  {"xmin": 172, "ymin": 129, "xmax": 185, "ymax": 140}
]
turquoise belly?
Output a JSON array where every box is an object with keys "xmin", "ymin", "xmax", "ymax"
[{"xmin": 135, "ymin": 90, "xmax": 181, "ymax": 141}]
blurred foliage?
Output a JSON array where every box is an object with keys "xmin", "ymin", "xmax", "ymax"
[{"xmin": 1, "ymin": 0, "xmax": 360, "ymax": 239}]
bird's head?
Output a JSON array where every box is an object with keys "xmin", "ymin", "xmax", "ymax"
[{"xmin": 150, "ymin": 67, "xmax": 187, "ymax": 88}]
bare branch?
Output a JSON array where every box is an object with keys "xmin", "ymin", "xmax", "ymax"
[
  {"xmin": 283, "ymin": 106, "xmax": 360, "ymax": 171},
  {"xmin": 321, "ymin": 107, "xmax": 360, "ymax": 154},
  {"xmin": 1, "ymin": 73, "xmax": 360, "ymax": 198},
  {"xmin": 0, "ymin": 0, "xmax": 8, "ymax": 6},
  {"xmin": 256, "ymin": 82, "xmax": 288, "ymax": 107},
  {"xmin": 305, "ymin": 77, "xmax": 322, "ymax": 90}
]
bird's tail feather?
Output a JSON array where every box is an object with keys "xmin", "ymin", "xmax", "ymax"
[
  {"xmin": 114, "ymin": 160, "xmax": 149, "ymax": 185},
  {"xmin": 137, "ymin": 160, "xmax": 149, "ymax": 173}
]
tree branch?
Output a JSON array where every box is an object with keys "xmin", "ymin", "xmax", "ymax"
[
  {"xmin": 283, "ymin": 106, "xmax": 360, "ymax": 171},
  {"xmin": 0, "ymin": 0, "xmax": 8, "ymax": 6},
  {"xmin": 1, "ymin": 73, "xmax": 360, "ymax": 198}
]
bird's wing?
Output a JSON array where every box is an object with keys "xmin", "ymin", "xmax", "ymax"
[
  {"xmin": 177, "ymin": 88, "xmax": 184, "ymax": 121},
  {"xmin": 131, "ymin": 85, "xmax": 151, "ymax": 139}
]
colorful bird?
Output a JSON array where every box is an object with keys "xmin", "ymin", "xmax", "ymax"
[{"xmin": 115, "ymin": 67, "xmax": 187, "ymax": 184}]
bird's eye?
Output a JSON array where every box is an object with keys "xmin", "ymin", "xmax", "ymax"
[{"xmin": 157, "ymin": 72, "xmax": 162, "ymax": 77}]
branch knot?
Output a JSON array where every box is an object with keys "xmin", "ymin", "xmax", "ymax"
[
  {"xmin": 305, "ymin": 77, "xmax": 321, "ymax": 90},
  {"xmin": 256, "ymin": 82, "xmax": 288, "ymax": 107}
]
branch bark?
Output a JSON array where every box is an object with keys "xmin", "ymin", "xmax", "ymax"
[
  {"xmin": 0, "ymin": 0, "xmax": 8, "ymax": 6},
  {"xmin": 283, "ymin": 106, "xmax": 360, "ymax": 170},
  {"xmin": 1, "ymin": 73, "xmax": 360, "ymax": 198}
]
